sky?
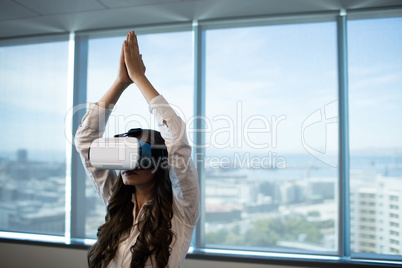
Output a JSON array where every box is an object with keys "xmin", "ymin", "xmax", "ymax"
[
  {"xmin": 0, "ymin": 41, "xmax": 69, "ymax": 161},
  {"xmin": 0, "ymin": 17, "xmax": 401, "ymax": 162},
  {"xmin": 204, "ymin": 21, "xmax": 339, "ymax": 157},
  {"xmin": 348, "ymin": 17, "xmax": 402, "ymax": 156}
]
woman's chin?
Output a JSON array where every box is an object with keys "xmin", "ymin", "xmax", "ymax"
[{"xmin": 122, "ymin": 179, "xmax": 135, "ymax": 186}]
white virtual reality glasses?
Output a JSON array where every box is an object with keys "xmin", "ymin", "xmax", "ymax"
[{"xmin": 88, "ymin": 128, "xmax": 167, "ymax": 170}]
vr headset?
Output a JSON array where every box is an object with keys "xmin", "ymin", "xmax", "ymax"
[{"xmin": 88, "ymin": 128, "xmax": 168, "ymax": 170}]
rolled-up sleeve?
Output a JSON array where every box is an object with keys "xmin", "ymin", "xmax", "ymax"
[
  {"xmin": 74, "ymin": 103, "xmax": 117, "ymax": 204},
  {"xmin": 149, "ymin": 95, "xmax": 200, "ymax": 226}
]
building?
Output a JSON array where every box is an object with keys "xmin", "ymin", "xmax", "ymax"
[{"xmin": 350, "ymin": 171, "xmax": 402, "ymax": 254}]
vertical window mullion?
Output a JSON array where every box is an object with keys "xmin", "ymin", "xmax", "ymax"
[
  {"xmin": 337, "ymin": 10, "xmax": 351, "ymax": 260},
  {"xmin": 70, "ymin": 34, "xmax": 89, "ymax": 239},
  {"xmin": 193, "ymin": 22, "xmax": 206, "ymax": 248},
  {"xmin": 65, "ymin": 33, "xmax": 74, "ymax": 242}
]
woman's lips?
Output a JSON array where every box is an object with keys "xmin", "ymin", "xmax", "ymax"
[{"xmin": 123, "ymin": 170, "xmax": 136, "ymax": 176}]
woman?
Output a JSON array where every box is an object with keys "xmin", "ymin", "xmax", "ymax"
[{"xmin": 74, "ymin": 31, "xmax": 199, "ymax": 268}]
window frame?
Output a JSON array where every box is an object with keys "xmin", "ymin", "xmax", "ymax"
[
  {"xmin": 1, "ymin": 7, "xmax": 402, "ymax": 267},
  {"xmin": 194, "ymin": 12, "xmax": 341, "ymax": 255},
  {"xmin": 0, "ymin": 33, "xmax": 71, "ymax": 239},
  {"xmin": 345, "ymin": 9, "xmax": 402, "ymax": 263}
]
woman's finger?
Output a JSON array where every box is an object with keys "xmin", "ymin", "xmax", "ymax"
[
  {"xmin": 130, "ymin": 31, "xmax": 140, "ymax": 55},
  {"xmin": 123, "ymin": 40, "xmax": 129, "ymax": 56}
]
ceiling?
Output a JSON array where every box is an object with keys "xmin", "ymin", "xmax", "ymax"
[{"xmin": 0, "ymin": 0, "xmax": 401, "ymax": 39}]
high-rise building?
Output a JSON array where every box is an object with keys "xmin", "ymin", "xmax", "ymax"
[{"xmin": 350, "ymin": 172, "xmax": 402, "ymax": 254}]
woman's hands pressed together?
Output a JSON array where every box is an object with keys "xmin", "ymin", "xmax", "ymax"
[
  {"xmin": 123, "ymin": 31, "xmax": 159, "ymax": 104},
  {"xmin": 124, "ymin": 31, "xmax": 146, "ymax": 85},
  {"xmin": 98, "ymin": 30, "xmax": 159, "ymax": 109},
  {"xmin": 115, "ymin": 39, "xmax": 133, "ymax": 88}
]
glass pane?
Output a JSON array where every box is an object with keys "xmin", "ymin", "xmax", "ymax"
[
  {"xmin": 86, "ymin": 31, "xmax": 193, "ymax": 238},
  {"xmin": 348, "ymin": 17, "xmax": 402, "ymax": 256},
  {"xmin": 204, "ymin": 22, "xmax": 338, "ymax": 253},
  {"xmin": 0, "ymin": 41, "xmax": 69, "ymax": 235}
]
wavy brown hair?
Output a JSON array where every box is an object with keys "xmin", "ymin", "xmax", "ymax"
[{"xmin": 88, "ymin": 129, "xmax": 174, "ymax": 268}]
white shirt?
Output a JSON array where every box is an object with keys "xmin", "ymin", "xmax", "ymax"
[{"xmin": 74, "ymin": 95, "xmax": 200, "ymax": 268}]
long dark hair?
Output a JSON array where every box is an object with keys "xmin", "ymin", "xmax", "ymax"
[{"xmin": 88, "ymin": 129, "xmax": 174, "ymax": 268}]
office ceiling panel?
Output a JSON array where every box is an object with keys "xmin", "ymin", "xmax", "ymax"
[
  {"xmin": 98, "ymin": 0, "xmax": 181, "ymax": 9},
  {"xmin": 12, "ymin": 0, "xmax": 105, "ymax": 15},
  {"xmin": 0, "ymin": 0, "xmax": 400, "ymax": 39},
  {"xmin": 0, "ymin": 0, "xmax": 38, "ymax": 20}
]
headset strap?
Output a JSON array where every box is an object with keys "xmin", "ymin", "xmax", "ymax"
[{"xmin": 114, "ymin": 128, "xmax": 143, "ymax": 138}]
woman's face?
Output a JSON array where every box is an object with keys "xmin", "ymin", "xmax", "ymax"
[{"xmin": 121, "ymin": 134, "xmax": 156, "ymax": 187}]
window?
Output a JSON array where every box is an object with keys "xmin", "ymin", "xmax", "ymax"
[
  {"xmin": 1, "ymin": 9, "xmax": 402, "ymax": 267},
  {"xmin": 348, "ymin": 16, "xmax": 402, "ymax": 257},
  {"xmin": 203, "ymin": 21, "xmax": 338, "ymax": 252},
  {"xmin": 86, "ymin": 31, "xmax": 193, "ymax": 237},
  {"xmin": 0, "ymin": 40, "xmax": 69, "ymax": 235}
]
